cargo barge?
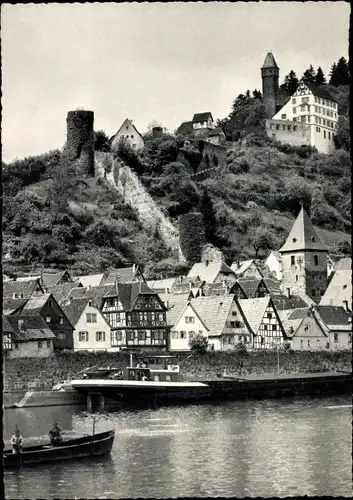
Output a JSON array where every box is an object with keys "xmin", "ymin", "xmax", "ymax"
[{"xmin": 70, "ymin": 355, "xmax": 352, "ymax": 409}]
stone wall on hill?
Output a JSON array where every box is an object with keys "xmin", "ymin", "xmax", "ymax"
[{"xmin": 95, "ymin": 152, "xmax": 179, "ymax": 254}]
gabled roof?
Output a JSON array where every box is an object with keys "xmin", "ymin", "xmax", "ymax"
[
  {"xmin": 265, "ymin": 250, "xmax": 281, "ymax": 262},
  {"xmin": 61, "ymin": 298, "xmax": 90, "ymax": 326},
  {"xmin": 50, "ymin": 283, "xmax": 84, "ymax": 304},
  {"xmin": 2, "ymin": 316, "xmax": 17, "ymax": 334},
  {"xmin": 66, "ymin": 284, "xmax": 115, "ymax": 308},
  {"xmin": 166, "ymin": 293, "xmax": 191, "ymax": 326},
  {"xmin": 231, "ymin": 259, "xmax": 261, "ymax": 276},
  {"xmin": 3, "ymin": 297, "xmax": 28, "ymax": 316},
  {"xmin": 100, "ymin": 266, "xmax": 146, "ymax": 285},
  {"xmin": 238, "ymin": 297, "xmax": 271, "ymax": 334},
  {"xmin": 173, "ymin": 300, "xmax": 209, "ymax": 332},
  {"xmin": 187, "ymin": 261, "xmax": 235, "ymax": 283},
  {"xmin": 6, "ymin": 315, "xmax": 56, "ymax": 342},
  {"xmin": 320, "ymin": 270, "xmax": 352, "ymax": 308},
  {"xmin": 279, "ymin": 207, "xmax": 327, "ymax": 252},
  {"xmin": 3, "ymin": 279, "xmax": 44, "ymax": 299},
  {"xmin": 261, "ymin": 52, "xmax": 279, "ymax": 69},
  {"xmin": 314, "ymin": 305, "xmax": 351, "ymax": 329},
  {"xmin": 334, "ymin": 258, "xmax": 352, "ymax": 271},
  {"xmin": 278, "ymin": 308, "xmax": 309, "ymax": 337},
  {"xmin": 305, "ymin": 83, "xmax": 337, "ymax": 103},
  {"xmin": 73, "ymin": 273, "xmax": 106, "ymax": 288},
  {"xmin": 271, "ymin": 294, "xmax": 310, "ymax": 311},
  {"xmin": 111, "ymin": 118, "xmax": 144, "ymax": 143},
  {"xmin": 177, "ymin": 121, "xmax": 194, "ymax": 135},
  {"xmin": 263, "ymin": 278, "xmax": 282, "ymax": 294},
  {"xmin": 147, "ymin": 278, "xmax": 177, "ymax": 292},
  {"xmin": 20, "ymin": 293, "xmax": 53, "ymax": 315},
  {"xmin": 202, "ymin": 282, "xmax": 230, "ymax": 296},
  {"xmin": 103, "ymin": 282, "xmax": 160, "ymax": 312},
  {"xmin": 42, "ymin": 270, "xmax": 74, "ymax": 290},
  {"xmin": 190, "ymin": 295, "xmax": 235, "ymax": 337},
  {"xmin": 192, "ymin": 112, "xmax": 213, "ymax": 123},
  {"xmin": 236, "ymin": 278, "xmax": 264, "ymax": 298}
]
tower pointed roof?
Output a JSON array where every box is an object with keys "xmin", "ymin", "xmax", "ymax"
[
  {"xmin": 261, "ymin": 52, "xmax": 279, "ymax": 69},
  {"xmin": 279, "ymin": 208, "xmax": 327, "ymax": 253}
]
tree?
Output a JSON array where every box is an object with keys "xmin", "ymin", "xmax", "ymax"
[
  {"xmin": 334, "ymin": 115, "xmax": 350, "ymax": 152},
  {"xmin": 315, "ymin": 66, "xmax": 326, "ymax": 86},
  {"xmin": 280, "ymin": 70, "xmax": 299, "ymax": 95},
  {"xmin": 249, "ymin": 227, "xmax": 275, "ymax": 257},
  {"xmin": 337, "ymin": 240, "xmax": 351, "ymax": 256},
  {"xmin": 189, "ymin": 334, "xmax": 208, "ymax": 354},
  {"xmin": 329, "ymin": 57, "xmax": 349, "ymax": 86},
  {"xmin": 199, "ymin": 188, "xmax": 218, "ymax": 247},
  {"xmin": 94, "ymin": 130, "xmax": 110, "ymax": 152},
  {"xmin": 301, "ymin": 65, "xmax": 316, "ymax": 85},
  {"xmin": 226, "ymin": 91, "xmax": 266, "ymax": 141}
]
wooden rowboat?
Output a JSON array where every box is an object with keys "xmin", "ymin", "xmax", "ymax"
[{"xmin": 3, "ymin": 430, "xmax": 115, "ymax": 469}]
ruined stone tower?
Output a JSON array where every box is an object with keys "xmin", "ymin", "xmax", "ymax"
[
  {"xmin": 65, "ymin": 110, "xmax": 95, "ymax": 177},
  {"xmin": 261, "ymin": 51, "xmax": 280, "ymax": 119},
  {"xmin": 279, "ymin": 207, "xmax": 328, "ymax": 303}
]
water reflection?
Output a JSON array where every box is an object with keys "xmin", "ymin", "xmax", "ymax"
[{"xmin": 4, "ymin": 396, "xmax": 352, "ymax": 498}]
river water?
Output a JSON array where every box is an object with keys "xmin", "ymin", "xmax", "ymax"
[{"xmin": 3, "ymin": 396, "xmax": 352, "ymax": 498}]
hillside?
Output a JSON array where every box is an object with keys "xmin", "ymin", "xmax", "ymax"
[{"xmin": 2, "ymin": 128, "xmax": 351, "ymax": 280}]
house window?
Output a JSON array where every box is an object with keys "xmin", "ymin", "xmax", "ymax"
[
  {"xmin": 171, "ymin": 330, "xmax": 178, "ymax": 339},
  {"xmin": 304, "ymin": 325, "xmax": 309, "ymax": 331},
  {"xmin": 293, "ymin": 108, "xmax": 296, "ymax": 114},
  {"xmin": 46, "ymin": 316, "xmax": 51, "ymax": 323},
  {"xmin": 316, "ymin": 127, "xmax": 320, "ymax": 132},
  {"xmin": 131, "ymin": 135, "xmax": 134, "ymax": 138},
  {"xmin": 291, "ymin": 256, "xmax": 295, "ymax": 266},
  {"xmin": 328, "ymin": 132, "xmax": 331, "ymax": 140},
  {"xmin": 138, "ymin": 330, "xmax": 146, "ymax": 341},
  {"xmin": 281, "ymin": 114, "xmax": 286, "ymax": 120},
  {"xmin": 316, "ymin": 339, "xmax": 320, "ymax": 348},
  {"xmin": 235, "ymin": 320, "xmax": 241, "ymax": 328},
  {"xmin": 312, "ymin": 289, "xmax": 316, "ymax": 297},
  {"xmin": 38, "ymin": 341, "xmax": 42, "ymax": 348},
  {"xmin": 48, "ymin": 299, "xmax": 53, "ymax": 308},
  {"xmin": 267, "ymin": 312, "xmax": 272, "ymax": 319},
  {"xmin": 114, "ymin": 331, "xmax": 123, "ymax": 342},
  {"xmin": 300, "ymin": 339, "xmax": 303, "ymax": 348},
  {"xmin": 86, "ymin": 313, "xmax": 97, "ymax": 323},
  {"xmin": 287, "ymin": 125, "xmax": 291, "ymax": 131},
  {"xmin": 348, "ymin": 333, "xmax": 352, "ymax": 344},
  {"xmin": 180, "ymin": 331, "xmax": 186, "ymax": 339},
  {"xmin": 314, "ymin": 255, "xmax": 319, "ymax": 266},
  {"xmin": 260, "ymin": 336, "xmax": 264, "ymax": 345},
  {"xmin": 343, "ymin": 300, "xmax": 348, "ymax": 311},
  {"xmin": 308, "ymin": 340, "xmax": 311, "ymax": 347},
  {"xmin": 264, "ymin": 324, "xmax": 268, "ymax": 331},
  {"xmin": 96, "ymin": 331, "xmax": 106, "ymax": 342},
  {"xmin": 232, "ymin": 311, "xmax": 237, "ymax": 317},
  {"xmin": 189, "ymin": 331, "xmax": 195, "ymax": 340},
  {"xmin": 292, "ymin": 98, "xmax": 296, "ymax": 104},
  {"xmin": 334, "ymin": 333, "xmax": 338, "ymax": 343},
  {"xmin": 58, "ymin": 317, "xmax": 64, "ymax": 325},
  {"xmin": 276, "ymin": 124, "xmax": 280, "ymax": 130},
  {"xmin": 272, "ymin": 324, "xmax": 277, "ymax": 331},
  {"xmin": 185, "ymin": 317, "xmax": 195, "ymax": 324},
  {"xmin": 296, "ymin": 275, "xmax": 298, "ymax": 282},
  {"xmin": 79, "ymin": 331, "xmax": 89, "ymax": 342},
  {"xmin": 47, "ymin": 340, "xmax": 51, "ymax": 348},
  {"xmin": 88, "ymin": 300, "xmax": 93, "ymax": 307},
  {"xmin": 324, "ymin": 130, "xmax": 326, "ymax": 139}
]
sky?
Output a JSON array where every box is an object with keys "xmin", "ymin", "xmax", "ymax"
[{"xmin": 1, "ymin": 2, "xmax": 350, "ymax": 163}]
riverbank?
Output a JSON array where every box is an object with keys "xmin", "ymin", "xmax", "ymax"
[{"xmin": 4, "ymin": 350, "xmax": 351, "ymax": 392}]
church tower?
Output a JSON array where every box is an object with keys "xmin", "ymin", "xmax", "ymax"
[
  {"xmin": 261, "ymin": 51, "xmax": 280, "ymax": 119},
  {"xmin": 279, "ymin": 207, "xmax": 328, "ymax": 303}
]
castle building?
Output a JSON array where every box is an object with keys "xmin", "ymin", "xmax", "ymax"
[
  {"xmin": 279, "ymin": 207, "xmax": 328, "ymax": 303},
  {"xmin": 110, "ymin": 118, "xmax": 144, "ymax": 152},
  {"xmin": 261, "ymin": 52, "xmax": 288, "ymax": 119},
  {"xmin": 267, "ymin": 80, "xmax": 338, "ymax": 153}
]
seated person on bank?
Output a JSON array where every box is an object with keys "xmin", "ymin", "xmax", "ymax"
[
  {"xmin": 49, "ymin": 422, "xmax": 63, "ymax": 446},
  {"xmin": 11, "ymin": 428, "xmax": 23, "ymax": 454}
]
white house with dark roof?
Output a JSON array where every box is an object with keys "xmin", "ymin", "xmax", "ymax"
[
  {"xmin": 231, "ymin": 260, "xmax": 263, "ymax": 279},
  {"xmin": 320, "ymin": 268, "xmax": 352, "ymax": 312},
  {"xmin": 110, "ymin": 118, "xmax": 144, "ymax": 152},
  {"xmin": 169, "ymin": 301, "xmax": 209, "ymax": 351},
  {"xmin": 62, "ymin": 297, "xmax": 112, "ymax": 351},
  {"xmin": 266, "ymin": 80, "xmax": 338, "ymax": 153},
  {"xmin": 264, "ymin": 251, "xmax": 283, "ymax": 280}
]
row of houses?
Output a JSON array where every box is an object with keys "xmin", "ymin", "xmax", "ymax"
[{"xmin": 2, "ymin": 260, "xmax": 351, "ymax": 358}]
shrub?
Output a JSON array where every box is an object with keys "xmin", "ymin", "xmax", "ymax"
[{"xmin": 189, "ymin": 335, "xmax": 208, "ymax": 354}]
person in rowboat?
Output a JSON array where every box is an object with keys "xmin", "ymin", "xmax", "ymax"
[
  {"xmin": 11, "ymin": 429, "xmax": 23, "ymax": 454},
  {"xmin": 49, "ymin": 422, "xmax": 63, "ymax": 446}
]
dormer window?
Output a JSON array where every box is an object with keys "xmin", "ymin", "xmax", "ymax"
[{"xmin": 89, "ymin": 300, "xmax": 93, "ymax": 307}]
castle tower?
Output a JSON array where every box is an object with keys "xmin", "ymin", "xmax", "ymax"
[
  {"xmin": 261, "ymin": 51, "xmax": 280, "ymax": 119},
  {"xmin": 65, "ymin": 110, "xmax": 95, "ymax": 177},
  {"xmin": 279, "ymin": 207, "xmax": 328, "ymax": 303}
]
